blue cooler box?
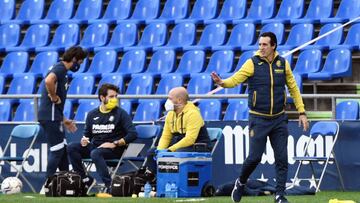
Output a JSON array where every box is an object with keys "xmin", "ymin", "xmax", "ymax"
[{"xmin": 156, "ymin": 152, "xmax": 212, "ymax": 197}]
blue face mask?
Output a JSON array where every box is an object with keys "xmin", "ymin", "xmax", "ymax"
[{"xmin": 70, "ymin": 60, "xmax": 80, "ymax": 72}]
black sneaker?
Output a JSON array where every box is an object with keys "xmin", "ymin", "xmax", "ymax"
[
  {"xmin": 275, "ymin": 195, "xmax": 289, "ymax": 203},
  {"xmin": 231, "ymin": 178, "xmax": 245, "ymax": 202},
  {"xmin": 82, "ymin": 176, "xmax": 96, "ymax": 195}
]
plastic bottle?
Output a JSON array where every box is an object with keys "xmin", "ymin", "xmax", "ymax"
[
  {"xmin": 329, "ymin": 199, "xmax": 356, "ymax": 203},
  {"xmin": 165, "ymin": 182, "xmax": 172, "ymax": 198},
  {"xmin": 171, "ymin": 182, "xmax": 178, "ymax": 198},
  {"xmin": 144, "ymin": 182, "xmax": 151, "ymax": 198}
]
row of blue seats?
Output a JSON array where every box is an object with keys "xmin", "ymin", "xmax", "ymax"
[
  {"xmin": 0, "ymin": 48, "xmax": 352, "ymax": 83},
  {"xmin": 1, "ymin": 99, "xmax": 358, "ymax": 122},
  {"xmin": 1, "ymin": 21, "xmax": 360, "ymax": 53},
  {"xmin": 0, "ymin": 0, "xmax": 359, "ymax": 25}
]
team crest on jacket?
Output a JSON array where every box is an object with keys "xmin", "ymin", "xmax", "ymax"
[
  {"xmin": 109, "ymin": 116, "xmax": 114, "ymax": 122},
  {"xmin": 276, "ymin": 60, "xmax": 282, "ymax": 67}
]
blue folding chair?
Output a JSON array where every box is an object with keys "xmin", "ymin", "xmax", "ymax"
[
  {"xmin": 6, "ymin": 24, "xmax": 50, "ymax": 52},
  {"xmin": 175, "ymin": 50, "xmax": 205, "ymax": 77},
  {"xmin": 175, "ymin": 0, "xmax": 217, "ymax": 24},
  {"xmin": 292, "ymin": 121, "xmax": 345, "ymax": 192},
  {"xmin": 307, "ymin": 49, "xmax": 351, "ymax": 80},
  {"xmin": 36, "ymin": 23, "xmax": 80, "ymax": 52},
  {"xmin": 28, "ymin": 51, "xmax": 59, "ymax": 78},
  {"xmin": 262, "ymin": 0, "xmax": 304, "ymax": 24},
  {"xmin": 80, "ymin": 23, "xmax": 109, "ymax": 51},
  {"xmin": 321, "ymin": 0, "xmax": 360, "ymax": 23},
  {"xmin": 146, "ymin": 0, "xmax": 189, "ymax": 24},
  {"xmin": 0, "ymin": 23, "xmax": 20, "ymax": 52},
  {"xmin": 133, "ymin": 100, "xmax": 161, "ymax": 122},
  {"xmin": 59, "ymin": 0, "xmax": 102, "ymax": 24},
  {"xmin": 204, "ymin": 50, "xmax": 234, "ymax": 74},
  {"xmin": 85, "ymin": 50, "xmax": 118, "ymax": 77},
  {"xmin": 291, "ymin": 0, "xmax": 333, "ymax": 24},
  {"xmin": 94, "ymin": 23, "xmax": 137, "ymax": 52},
  {"xmin": 145, "ymin": 50, "xmax": 176, "ymax": 76},
  {"xmin": 336, "ymin": 101, "xmax": 359, "ymax": 121},
  {"xmin": 205, "ymin": 0, "xmax": 247, "ymax": 24},
  {"xmin": 0, "ymin": 125, "xmax": 40, "ymax": 193},
  {"xmin": 0, "ymin": 0, "xmax": 15, "ymax": 23},
  {"xmin": 89, "ymin": 0, "xmax": 131, "ymax": 24},
  {"xmin": 223, "ymin": 99, "xmax": 249, "ymax": 121},
  {"xmin": 293, "ymin": 49, "xmax": 322, "ymax": 78},
  {"xmin": 233, "ymin": 0, "xmax": 276, "ymax": 24},
  {"xmin": 207, "ymin": 128, "xmax": 223, "ymax": 155},
  {"xmin": 198, "ymin": 99, "xmax": 222, "ymax": 121},
  {"xmin": 117, "ymin": 0, "xmax": 159, "ymax": 24},
  {"xmin": 30, "ymin": 0, "xmax": 74, "ymax": 24},
  {"xmin": 153, "ymin": 23, "xmax": 196, "ymax": 51},
  {"xmin": 2, "ymin": 0, "xmax": 44, "ymax": 24},
  {"xmin": 124, "ymin": 23, "xmax": 167, "ymax": 51},
  {"xmin": 116, "ymin": 50, "xmax": 146, "ymax": 77},
  {"xmin": 183, "ymin": 23, "xmax": 227, "ymax": 50}
]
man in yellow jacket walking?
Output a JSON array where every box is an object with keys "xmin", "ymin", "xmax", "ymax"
[{"xmin": 211, "ymin": 32, "xmax": 309, "ymax": 203}]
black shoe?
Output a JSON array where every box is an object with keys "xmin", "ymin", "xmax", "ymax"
[
  {"xmin": 231, "ymin": 178, "xmax": 245, "ymax": 202},
  {"xmin": 275, "ymin": 195, "xmax": 289, "ymax": 203},
  {"xmin": 103, "ymin": 185, "xmax": 112, "ymax": 194},
  {"xmin": 82, "ymin": 176, "xmax": 96, "ymax": 195}
]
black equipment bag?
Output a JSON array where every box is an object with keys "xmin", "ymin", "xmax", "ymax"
[
  {"xmin": 111, "ymin": 175, "xmax": 134, "ymax": 196},
  {"xmin": 45, "ymin": 171, "xmax": 83, "ymax": 197}
]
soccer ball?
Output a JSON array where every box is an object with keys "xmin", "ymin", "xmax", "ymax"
[{"xmin": 1, "ymin": 177, "xmax": 23, "ymax": 194}]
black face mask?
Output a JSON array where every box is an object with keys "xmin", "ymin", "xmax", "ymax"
[{"xmin": 70, "ymin": 60, "xmax": 80, "ymax": 72}]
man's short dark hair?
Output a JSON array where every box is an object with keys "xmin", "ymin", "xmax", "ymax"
[
  {"xmin": 260, "ymin": 32, "xmax": 277, "ymax": 50},
  {"xmin": 62, "ymin": 46, "xmax": 88, "ymax": 62},
  {"xmin": 98, "ymin": 83, "xmax": 120, "ymax": 101}
]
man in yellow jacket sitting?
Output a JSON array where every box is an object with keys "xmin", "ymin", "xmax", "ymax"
[{"xmin": 144, "ymin": 87, "xmax": 210, "ymax": 174}]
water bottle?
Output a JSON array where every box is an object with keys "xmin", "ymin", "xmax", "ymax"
[
  {"xmin": 165, "ymin": 182, "xmax": 172, "ymax": 198},
  {"xmin": 171, "ymin": 182, "xmax": 178, "ymax": 198},
  {"xmin": 144, "ymin": 182, "xmax": 151, "ymax": 198}
]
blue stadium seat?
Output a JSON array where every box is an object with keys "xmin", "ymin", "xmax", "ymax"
[
  {"xmin": 63, "ymin": 100, "xmax": 73, "ymax": 119},
  {"xmin": 0, "ymin": 23, "xmax": 20, "ymax": 52},
  {"xmin": 204, "ymin": 50, "xmax": 234, "ymax": 74},
  {"xmin": 303, "ymin": 23, "xmax": 343, "ymax": 50},
  {"xmin": 175, "ymin": 0, "xmax": 217, "ymax": 24},
  {"xmin": 145, "ymin": 50, "xmax": 176, "ymax": 76},
  {"xmin": 277, "ymin": 24, "xmax": 314, "ymax": 50},
  {"xmin": 0, "ymin": 100, "xmax": 11, "ymax": 121},
  {"xmin": 96, "ymin": 74, "xmax": 124, "ymax": 94},
  {"xmin": 336, "ymin": 101, "xmax": 359, "ymax": 120},
  {"xmin": 321, "ymin": 0, "xmax": 360, "ymax": 23},
  {"xmin": 30, "ymin": 0, "xmax": 74, "ymax": 24},
  {"xmin": 155, "ymin": 74, "xmax": 184, "ymax": 100},
  {"xmin": 117, "ymin": 0, "xmax": 159, "ymax": 24},
  {"xmin": 125, "ymin": 75, "xmax": 154, "ymax": 100},
  {"xmin": 116, "ymin": 50, "xmax": 146, "ymax": 77},
  {"xmin": 89, "ymin": 0, "xmax": 131, "ymax": 24},
  {"xmin": 133, "ymin": 100, "xmax": 161, "ymax": 121},
  {"xmin": 6, "ymin": 24, "xmax": 50, "ymax": 52},
  {"xmin": 0, "ymin": 52, "xmax": 29, "ymax": 78},
  {"xmin": 68, "ymin": 58, "xmax": 89, "ymax": 78},
  {"xmin": 124, "ymin": 23, "xmax": 167, "ymax": 51},
  {"xmin": 331, "ymin": 23, "xmax": 360, "ymax": 51},
  {"xmin": 198, "ymin": 99, "xmax": 222, "ymax": 121},
  {"xmin": 120, "ymin": 99, "xmax": 132, "ymax": 115},
  {"xmin": 205, "ymin": 0, "xmax": 247, "ymax": 24},
  {"xmin": 7, "ymin": 74, "xmax": 36, "ymax": 95},
  {"xmin": 79, "ymin": 23, "xmax": 109, "ymax": 51},
  {"xmin": 212, "ymin": 23, "xmax": 255, "ymax": 51},
  {"xmin": 67, "ymin": 74, "xmax": 95, "ymax": 103},
  {"xmin": 153, "ymin": 23, "xmax": 196, "ymax": 51},
  {"xmin": 0, "ymin": 74, "xmax": 5, "ymax": 94},
  {"xmin": 285, "ymin": 73, "xmax": 303, "ymax": 103},
  {"xmin": 94, "ymin": 23, "xmax": 137, "ymax": 52},
  {"xmin": 187, "ymin": 74, "xmax": 213, "ymax": 94},
  {"xmin": 307, "ymin": 49, "xmax": 351, "ymax": 80},
  {"xmin": 74, "ymin": 99, "xmax": 99, "ymax": 121},
  {"xmin": 277, "ymin": 49, "xmax": 293, "ymax": 67},
  {"xmin": 28, "ymin": 51, "xmax": 59, "ymax": 78},
  {"xmin": 13, "ymin": 100, "xmax": 36, "ymax": 121},
  {"xmin": 146, "ymin": 0, "xmax": 188, "ymax": 24},
  {"xmin": 59, "ymin": 0, "xmax": 102, "ymax": 24},
  {"xmin": 241, "ymin": 22, "xmax": 285, "ymax": 50},
  {"xmin": 262, "ymin": 0, "xmax": 304, "ymax": 24},
  {"xmin": 175, "ymin": 50, "xmax": 205, "ymax": 77},
  {"xmin": 183, "ymin": 23, "xmax": 227, "ymax": 50},
  {"xmin": 35, "ymin": 23, "xmax": 80, "ymax": 52},
  {"xmin": 223, "ymin": 99, "xmax": 249, "ymax": 121},
  {"xmin": 293, "ymin": 49, "xmax": 322, "ymax": 78},
  {"xmin": 85, "ymin": 50, "xmax": 117, "ymax": 77},
  {"xmin": 2, "ymin": 0, "xmax": 44, "ymax": 24},
  {"xmin": 233, "ymin": 0, "xmax": 276, "ymax": 24},
  {"xmin": 291, "ymin": 0, "xmax": 333, "ymax": 24},
  {"xmin": 217, "ymin": 73, "xmax": 244, "ymax": 99},
  {"xmin": 0, "ymin": 0, "xmax": 15, "ymax": 23},
  {"xmin": 233, "ymin": 50, "xmax": 256, "ymax": 72}
]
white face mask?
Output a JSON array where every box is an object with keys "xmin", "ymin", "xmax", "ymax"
[{"xmin": 164, "ymin": 99, "xmax": 175, "ymax": 111}]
